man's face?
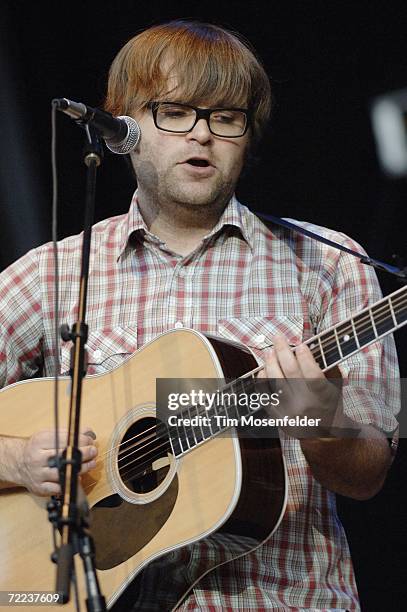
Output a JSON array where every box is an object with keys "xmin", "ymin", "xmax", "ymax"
[{"xmin": 130, "ymin": 102, "xmax": 250, "ymax": 211}]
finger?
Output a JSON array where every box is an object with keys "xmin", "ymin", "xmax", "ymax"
[
  {"xmin": 80, "ymin": 460, "xmax": 97, "ymax": 474},
  {"xmin": 294, "ymin": 343, "xmax": 325, "ymax": 378},
  {"xmin": 56, "ymin": 432, "xmax": 97, "ymax": 447},
  {"xmin": 38, "ymin": 482, "xmax": 61, "ymax": 497},
  {"xmin": 41, "ymin": 466, "xmax": 61, "ymax": 483},
  {"xmin": 40, "ymin": 434, "xmax": 96, "ymax": 453},
  {"xmin": 41, "ymin": 443, "xmax": 97, "ymax": 471},
  {"xmin": 30, "ymin": 448, "xmax": 60, "ymax": 469},
  {"xmin": 78, "ymin": 432, "xmax": 98, "ymax": 447},
  {"xmin": 80, "ymin": 444, "xmax": 98, "ymax": 463},
  {"xmin": 34, "ymin": 429, "xmax": 96, "ymax": 451},
  {"xmin": 262, "ymin": 347, "xmax": 284, "ymax": 379},
  {"xmin": 271, "ymin": 335, "xmax": 302, "ymax": 378},
  {"xmin": 81, "ymin": 428, "xmax": 97, "ymax": 440},
  {"xmin": 26, "ymin": 469, "xmax": 61, "ymax": 496},
  {"xmin": 40, "ymin": 452, "xmax": 96, "ymax": 479}
]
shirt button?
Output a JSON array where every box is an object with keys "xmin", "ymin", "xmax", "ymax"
[
  {"xmin": 255, "ymin": 334, "xmax": 266, "ymax": 345},
  {"xmin": 175, "ymin": 321, "xmax": 184, "ymax": 329},
  {"xmin": 93, "ymin": 349, "xmax": 102, "ymax": 360}
]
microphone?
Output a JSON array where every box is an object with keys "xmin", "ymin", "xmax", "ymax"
[{"xmin": 53, "ymin": 97, "xmax": 140, "ymax": 154}]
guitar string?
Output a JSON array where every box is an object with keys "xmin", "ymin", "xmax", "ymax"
[
  {"xmin": 306, "ymin": 299, "xmax": 407, "ymax": 361},
  {"xmin": 118, "ymin": 429, "xmax": 159, "ymax": 461},
  {"xmin": 307, "ymin": 293, "xmax": 407, "ymax": 360},
  {"xmin": 100, "ymin": 292, "xmax": 407, "ymax": 465},
  {"xmin": 94, "ymin": 421, "xmax": 168, "ymax": 463},
  {"xmin": 117, "ymin": 367, "xmax": 338, "ymax": 485},
  {"xmin": 89, "ymin": 351, "xmax": 362, "ymax": 487},
  {"xmin": 115, "ymin": 379, "xmax": 259, "ymax": 479},
  {"xmin": 86, "ymin": 433, "xmax": 170, "ymax": 491},
  {"xmin": 105, "ymin": 294, "xmax": 407, "ymax": 476},
  {"xmin": 118, "ymin": 428, "xmax": 168, "ymax": 472},
  {"xmin": 87, "ymin": 379, "xmax": 259, "ymax": 490},
  {"xmin": 110, "ymin": 372, "xmax": 320, "ymax": 485},
  {"xmin": 102, "ymin": 390, "xmax": 248, "ymax": 482},
  {"xmin": 83, "ymin": 294, "xmax": 407, "ymax": 490},
  {"xmin": 117, "ymin": 374, "xmax": 259, "ymax": 471},
  {"xmin": 94, "ymin": 294, "xmax": 407, "ymax": 483},
  {"xmin": 110, "ymin": 293, "xmax": 407, "ymax": 466},
  {"xmin": 97, "ymin": 372, "xmax": 260, "ymax": 464},
  {"xmin": 117, "ymin": 393, "xmax": 258, "ymax": 483},
  {"xmin": 112, "ymin": 395, "xmax": 264, "ymax": 485},
  {"xmin": 118, "ymin": 439, "xmax": 171, "ymax": 481},
  {"xmin": 84, "ymin": 428, "xmax": 168, "ymax": 493}
]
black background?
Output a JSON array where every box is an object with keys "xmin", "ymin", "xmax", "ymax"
[{"xmin": 1, "ymin": 1, "xmax": 406, "ymax": 609}]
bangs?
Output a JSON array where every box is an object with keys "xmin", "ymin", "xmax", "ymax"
[
  {"xmin": 105, "ymin": 20, "xmax": 271, "ymax": 146},
  {"xmin": 153, "ymin": 41, "xmax": 253, "ymax": 110}
]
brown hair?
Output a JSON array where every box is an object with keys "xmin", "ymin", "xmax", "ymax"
[{"xmin": 105, "ymin": 20, "xmax": 272, "ymax": 150}]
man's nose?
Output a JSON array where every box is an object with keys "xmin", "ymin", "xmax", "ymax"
[{"xmin": 186, "ymin": 118, "xmax": 213, "ymax": 143}]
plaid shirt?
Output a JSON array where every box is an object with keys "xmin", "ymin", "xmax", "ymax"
[{"xmin": 0, "ymin": 194, "xmax": 399, "ymax": 610}]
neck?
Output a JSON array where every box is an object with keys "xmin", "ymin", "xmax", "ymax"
[{"xmin": 137, "ymin": 192, "xmax": 229, "ymax": 256}]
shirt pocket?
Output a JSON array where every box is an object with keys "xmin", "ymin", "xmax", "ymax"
[
  {"xmin": 60, "ymin": 326, "xmax": 138, "ymax": 375},
  {"xmin": 217, "ymin": 315, "xmax": 304, "ymax": 354}
]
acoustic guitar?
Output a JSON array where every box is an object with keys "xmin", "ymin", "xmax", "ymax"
[{"xmin": 0, "ymin": 283, "xmax": 405, "ymax": 610}]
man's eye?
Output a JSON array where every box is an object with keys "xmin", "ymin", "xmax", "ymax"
[
  {"xmin": 160, "ymin": 107, "xmax": 190, "ymax": 118},
  {"xmin": 212, "ymin": 112, "xmax": 235, "ymax": 123}
]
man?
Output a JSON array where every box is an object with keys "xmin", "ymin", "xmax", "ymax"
[{"xmin": 0, "ymin": 20, "xmax": 399, "ymax": 611}]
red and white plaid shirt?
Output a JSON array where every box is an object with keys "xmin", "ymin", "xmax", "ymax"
[{"xmin": 0, "ymin": 193, "xmax": 399, "ymax": 610}]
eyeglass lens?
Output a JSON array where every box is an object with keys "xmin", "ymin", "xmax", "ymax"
[{"xmin": 154, "ymin": 103, "xmax": 247, "ymax": 137}]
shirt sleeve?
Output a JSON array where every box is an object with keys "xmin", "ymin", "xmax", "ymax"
[
  {"xmin": 0, "ymin": 248, "xmax": 45, "ymax": 388},
  {"xmin": 316, "ymin": 235, "xmax": 400, "ymax": 436}
]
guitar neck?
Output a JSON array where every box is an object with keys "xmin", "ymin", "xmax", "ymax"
[
  {"xmin": 169, "ymin": 284, "xmax": 407, "ymax": 457},
  {"xmin": 307, "ymin": 283, "xmax": 407, "ymax": 371}
]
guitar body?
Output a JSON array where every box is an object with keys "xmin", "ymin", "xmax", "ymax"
[{"xmin": 0, "ymin": 329, "xmax": 286, "ymax": 611}]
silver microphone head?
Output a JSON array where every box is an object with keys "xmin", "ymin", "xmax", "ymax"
[{"xmin": 105, "ymin": 116, "xmax": 141, "ymax": 154}]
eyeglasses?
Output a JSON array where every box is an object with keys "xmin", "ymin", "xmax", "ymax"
[{"xmin": 149, "ymin": 101, "xmax": 249, "ymax": 138}]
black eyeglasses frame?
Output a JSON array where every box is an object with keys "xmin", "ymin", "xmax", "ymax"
[{"xmin": 148, "ymin": 101, "xmax": 250, "ymax": 138}]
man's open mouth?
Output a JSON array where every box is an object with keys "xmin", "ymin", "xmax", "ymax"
[{"xmin": 185, "ymin": 158, "xmax": 211, "ymax": 167}]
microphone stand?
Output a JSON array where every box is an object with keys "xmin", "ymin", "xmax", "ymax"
[{"xmin": 48, "ymin": 123, "xmax": 106, "ymax": 611}]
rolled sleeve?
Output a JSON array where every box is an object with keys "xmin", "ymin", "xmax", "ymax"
[
  {"xmin": 0, "ymin": 248, "xmax": 44, "ymax": 387},
  {"xmin": 317, "ymin": 235, "xmax": 400, "ymax": 436}
]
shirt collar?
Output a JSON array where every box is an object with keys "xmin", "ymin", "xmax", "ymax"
[
  {"xmin": 116, "ymin": 191, "xmax": 149, "ymax": 259},
  {"xmin": 205, "ymin": 194, "xmax": 253, "ymax": 249},
  {"xmin": 116, "ymin": 191, "xmax": 254, "ymax": 259}
]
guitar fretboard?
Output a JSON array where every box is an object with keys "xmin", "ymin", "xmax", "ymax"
[
  {"xmin": 168, "ymin": 285, "xmax": 407, "ymax": 458},
  {"xmin": 168, "ymin": 374, "xmax": 260, "ymax": 456},
  {"xmin": 308, "ymin": 285, "xmax": 407, "ymax": 370}
]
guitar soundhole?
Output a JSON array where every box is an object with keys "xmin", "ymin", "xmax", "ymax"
[{"xmin": 118, "ymin": 417, "xmax": 172, "ymax": 494}]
